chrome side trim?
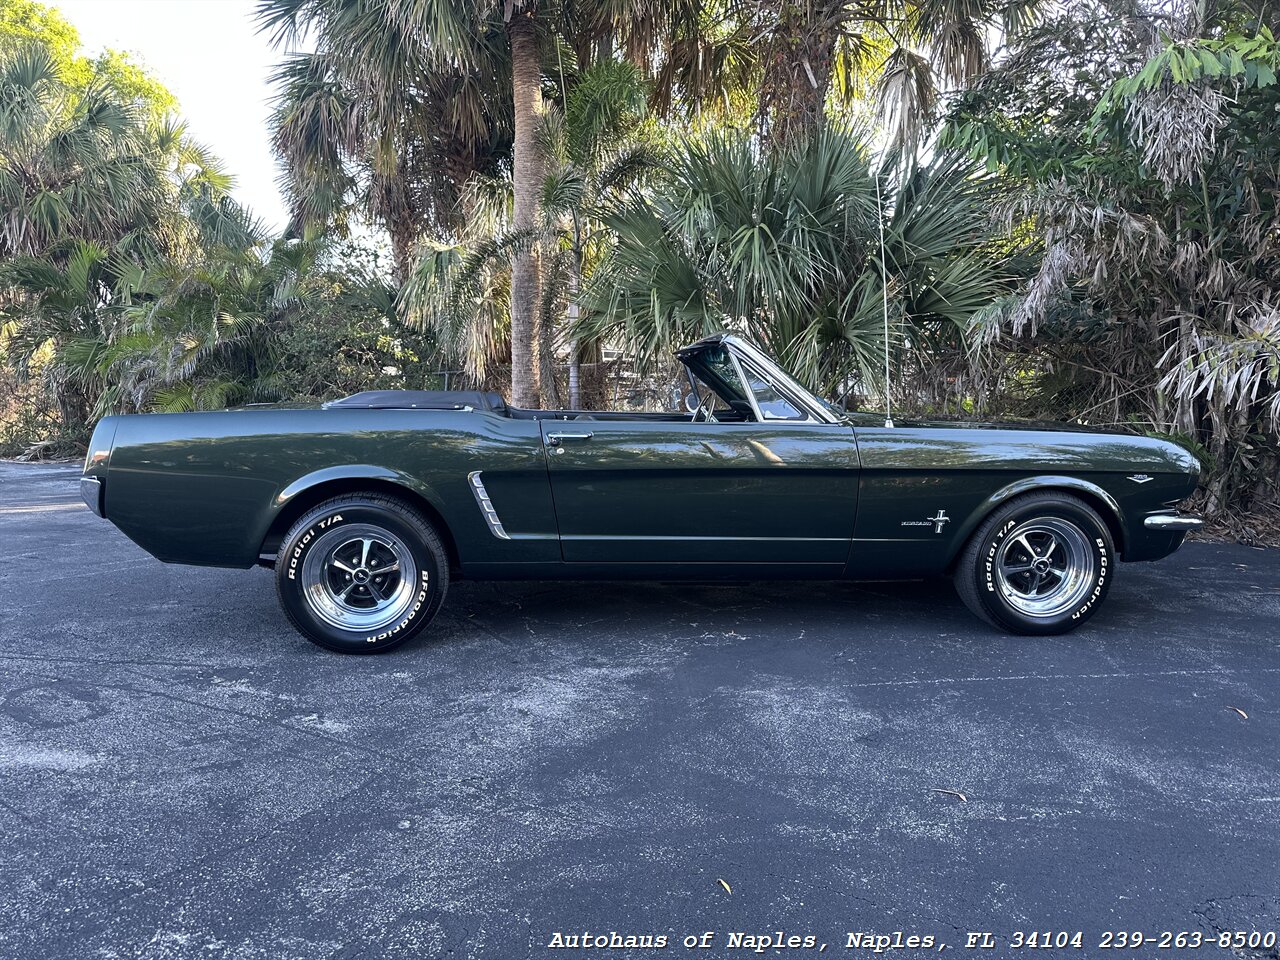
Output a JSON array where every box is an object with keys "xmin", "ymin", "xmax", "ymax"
[
  {"xmin": 80, "ymin": 476, "xmax": 104, "ymax": 517},
  {"xmin": 560, "ymin": 535, "xmax": 849, "ymax": 542},
  {"xmin": 467, "ymin": 471, "xmax": 510, "ymax": 540},
  {"xmin": 1144, "ymin": 514, "xmax": 1204, "ymax": 531}
]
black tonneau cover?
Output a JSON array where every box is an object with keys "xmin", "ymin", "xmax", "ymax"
[{"xmin": 323, "ymin": 390, "xmax": 507, "ymax": 413}]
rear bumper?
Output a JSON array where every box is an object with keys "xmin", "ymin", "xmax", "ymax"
[
  {"xmin": 1143, "ymin": 513, "xmax": 1204, "ymax": 531},
  {"xmin": 80, "ymin": 476, "xmax": 104, "ymax": 517}
]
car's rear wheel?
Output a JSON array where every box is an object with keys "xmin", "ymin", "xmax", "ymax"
[
  {"xmin": 954, "ymin": 492, "xmax": 1114, "ymax": 635},
  {"xmin": 275, "ymin": 494, "xmax": 449, "ymax": 653}
]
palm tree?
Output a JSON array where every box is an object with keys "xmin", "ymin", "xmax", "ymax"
[
  {"xmin": 102, "ymin": 237, "xmax": 311, "ymax": 413},
  {"xmin": 2, "ymin": 240, "xmax": 120, "ymax": 428},
  {"xmin": 401, "ymin": 59, "xmax": 657, "ymax": 407},
  {"xmin": 0, "ymin": 40, "xmax": 253, "ymax": 432},
  {"xmin": 578, "ymin": 126, "xmax": 1016, "ymax": 398},
  {"xmin": 258, "ymin": 0, "xmax": 737, "ymax": 407},
  {"xmin": 0, "ymin": 45, "xmax": 169, "ymax": 259},
  {"xmin": 496, "ymin": 0, "xmax": 755, "ymax": 406},
  {"xmin": 258, "ymin": 1, "xmax": 513, "ymax": 282},
  {"xmin": 258, "ymin": 0, "xmax": 552, "ymax": 405},
  {"xmin": 505, "ymin": 1, "xmax": 544, "ymax": 407},
  {"xmin": 742, "ymin": 0, "xmax": 1048, "ymax": 151}
]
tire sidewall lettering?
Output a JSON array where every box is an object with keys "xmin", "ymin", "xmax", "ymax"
[
  {"xmin": 286, "ymin": 513, "xmax": 344, "ymax": 581},
  {"xmin": 363, "ymin": 570, "xmax": 431, "ymax": 644},
  {"xmin": 1071, "ymin": 537, "xmax": 1110, "ymax": 620},
  {"xmin": 982, "ymin": 519, "xmax": 1018, "ymax": 593}
]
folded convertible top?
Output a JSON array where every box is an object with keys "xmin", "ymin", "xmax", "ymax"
[{"xmin": 323, "ymin": 390, "xmax": 507, "ymax": 413}]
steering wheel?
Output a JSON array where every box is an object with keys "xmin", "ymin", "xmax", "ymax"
[{"xmin": 691, "ymin": 393, "xmax": 718, "ymax": 423}]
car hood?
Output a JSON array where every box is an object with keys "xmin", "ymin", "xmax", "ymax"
[{"xmin": 844, "ymin": 412, "xmax": 1126, "ymax": 435}]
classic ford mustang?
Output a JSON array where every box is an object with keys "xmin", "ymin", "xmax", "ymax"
[{"xmin": 80, "ymin": 333, "xmax": 1203, "ymax": 652}]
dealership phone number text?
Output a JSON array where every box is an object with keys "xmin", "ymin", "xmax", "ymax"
[{"xmin": 993, "ymin": 931, "xmax": 1278, "ymax": 951}]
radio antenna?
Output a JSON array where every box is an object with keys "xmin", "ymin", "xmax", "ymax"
[{"xmin": 875, "ymin": 172, "xmax": 894, "ymax": 428}]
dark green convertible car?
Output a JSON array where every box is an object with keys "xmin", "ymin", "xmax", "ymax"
[{"xmin": 80, "ymin": 333, "xmax": 1202, "ymax": 653}]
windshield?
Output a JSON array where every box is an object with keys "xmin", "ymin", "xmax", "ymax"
[
  {"xmin": 680, "ymin": 337, "xmax": 835, "ymax": 423},
  {"xmin": 683, "ymin": 344, "xmax": 748, "ymax": 408},
  {"xmin": 736, "ymin": 355, "xmax": 805, "ymax": 420}
]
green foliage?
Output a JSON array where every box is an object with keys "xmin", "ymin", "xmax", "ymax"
[
  {"xmin": 262, "ymin": 237, "xmax": 445, "ymax": 402},
  {"xmin": 944, "ymin": 0, "xmax": 1280, "ymax": 521},
  {"xmin": 0, "ymin": 0, "xmax": 81, "ymax": 64},
  {"xmin": 580, "ymin": 126, "xmax": 1018, "ymax": 397},
  {"xmin": 0, "ymin": 9, "xmax": 279, "ymax": 448},
  {"xmin": 87, "ymin": 48, "xmax": 178, "ymax": 119},
  {"xmin": 259, "ymin": 0, "xmax": 513, "ymax": 277},
  {"xmin": 0, "ymin": 0, "xmax": 176, "ymax": 117},
  {"xmin": 1095, "ymin": 25, "xmax": 1278, "ymax": 111},
  {"xmin": 942, "ymin": 0, "xmax": 1155, "ymax": 178},
  {"xmin": 274, "ymin": 287, "xmax": 446, "ymax": 401},
  {"xmin": 401, "ymin": 58, "xmax": 661, "ymax": 396}
]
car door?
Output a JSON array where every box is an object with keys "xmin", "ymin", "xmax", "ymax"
[{"xmin": 541, "ymin": 418, "xmax": 860, "ymax": 564}]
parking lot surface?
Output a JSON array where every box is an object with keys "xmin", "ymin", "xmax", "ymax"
[{"xmin": 2, "ymin": 461, "xmax": 1278, "ymax": 959}]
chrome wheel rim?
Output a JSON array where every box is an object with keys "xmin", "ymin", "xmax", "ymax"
[
  {"xmin": 995, "ymin": 517, "xmax": 1094, "ymax": 619},
  {"xmin": 300, "ymin": 523, "xmax": 420, "ymax": 632}
]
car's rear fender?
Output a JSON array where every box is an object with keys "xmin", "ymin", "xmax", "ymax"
[
  {"xmin": 255, "ymin": 465, "xmax": 455, "ymax": 565},
  {"xmin": 253, "ymin": 465, "xmax": 450, "ymax": 555}
]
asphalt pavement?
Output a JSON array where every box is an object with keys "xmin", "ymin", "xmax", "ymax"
[{"xmin": 2, "ymin": 461, "xmax": 1278, "ymax": 960}]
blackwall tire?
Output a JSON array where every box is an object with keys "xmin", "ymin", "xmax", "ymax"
[
  {"xmin": 954, "ymin": 492, "xmax": 1114, "ymax": 636},
  {"xmin": 275, "ymin": 494, "xmax": 449, "ymax": 654}
]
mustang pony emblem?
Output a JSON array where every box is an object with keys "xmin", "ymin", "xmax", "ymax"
[{"xmin": 901, "ymin": 510, "xmax": 951, "ymax": 533}]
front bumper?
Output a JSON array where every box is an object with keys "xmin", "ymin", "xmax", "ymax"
[
  {"xmin": 1144, "ymin": 513, "xmax": 1204, "ymax": 531},
  {"xmin": 80, "ymin": 476, "xmax": 104, "ymax": 517}
]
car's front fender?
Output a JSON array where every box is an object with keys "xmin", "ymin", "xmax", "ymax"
[{"xmin": 946, "ymin": 475, "xmax": 1127, "ymax": 567}]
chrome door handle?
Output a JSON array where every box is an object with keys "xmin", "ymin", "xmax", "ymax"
[{"xmin": 546, "ymin": 432, "xmax": 593, "ymax": 444}]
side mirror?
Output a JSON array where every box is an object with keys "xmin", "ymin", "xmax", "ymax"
[{"xmin": 683, "ymin": 391, "xmax": 700, "ymax": 413}]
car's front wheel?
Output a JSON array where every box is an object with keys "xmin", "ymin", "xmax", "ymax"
[
  {"xmin": 275, "ymin": 494, "xmax": 449, "ymax": 653},
  {"xmin": 954, "ymin": 492, "xmax": 1114, "ymax": 635}
]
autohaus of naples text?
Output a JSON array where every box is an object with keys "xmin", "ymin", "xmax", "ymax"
[{"xmin": 544, "ymin": 930, "xmax": 941, "ymax": 951}]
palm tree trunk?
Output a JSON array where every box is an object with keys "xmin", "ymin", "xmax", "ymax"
[
  {"xmin": 758, "ymin": 0, "xmax": 839, "ymax": 147},
  {"xmin": 507, "ymin": 11, "xmax": 543, "ymax": 408},
  {"xmin": 567, "ymin": 293, "xmax": 581, "ymax": 410},
  {"xmin": 387, "ymin": 214, "xmax": 415, "ymax": 286},
  {"xmin": 568, "ymin": 221, "xmax": 583, "ymax": 409}
]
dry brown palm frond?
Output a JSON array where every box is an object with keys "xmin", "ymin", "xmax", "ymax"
[
  {"xmin": 1008, "ymin": 240, "xmax": 1078, "ymax": 337},
  {"xmin": 1125, "ymin": 77, "xmax": 1228, "ymax": 190},
  {"xmin": 877, "ymin": 47, "xmax": 938, "ymax": 157},
  {"xmin": 1158, "ymin": 307, "xmax": 1280, "ymax": 432}
]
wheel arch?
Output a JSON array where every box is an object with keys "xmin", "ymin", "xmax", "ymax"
[
  {"xmin": 945, "ymin": 476, "xmax": 1126, "ymax": 572},
  {"xmin": 258, "ymin": 467, "xmax": 460, "ymax": 569}
]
